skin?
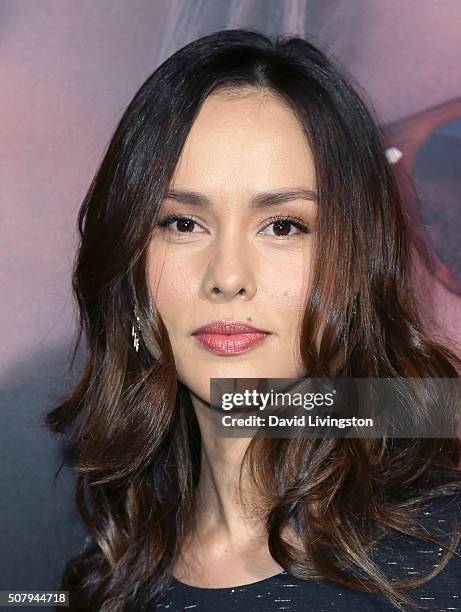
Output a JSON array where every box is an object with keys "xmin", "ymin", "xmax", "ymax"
[{"xmin": 147, "ymin": 88, "xmax": 318, "ymax": 587}]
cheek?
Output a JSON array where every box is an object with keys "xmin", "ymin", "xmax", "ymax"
[
  {"xmin": 147, "ymin": 244, "xmax": 200, "ymax": 323},
  {"xmin": 148, "ymin": 251, "xmax": 178, "ymax": 313},
  {"xmin": 260, "ymin": 250, "xmax": 311, "ymax": 322}
]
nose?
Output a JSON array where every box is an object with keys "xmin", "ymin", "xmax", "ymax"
[{"xmin": 203, "ymin": 233, "xmax": 257, "ymax": 301}]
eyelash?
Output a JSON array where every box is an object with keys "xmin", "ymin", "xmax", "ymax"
[{"xmin": 155, "ymin": 213, "xmax": 311, "ymax": 239}]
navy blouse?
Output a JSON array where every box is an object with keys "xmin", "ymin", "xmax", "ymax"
[{"xmin": 152, "ymin": 493, "xmax": 461, "ymax": 611}]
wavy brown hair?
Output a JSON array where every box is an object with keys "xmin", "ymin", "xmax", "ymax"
[{"xmin": 45, "ymin": 28, "xmax": 461, "ymax": 611}]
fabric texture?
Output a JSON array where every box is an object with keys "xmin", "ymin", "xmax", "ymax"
[{"xmin": 152, "ymin": 493, "xmax": 461, "ymax": 611}]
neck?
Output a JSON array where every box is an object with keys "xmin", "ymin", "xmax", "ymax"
[{"xmin": 189, "ymin": 390, "xmax": 269, "ymax": 544}]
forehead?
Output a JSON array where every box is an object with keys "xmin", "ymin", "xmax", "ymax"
[{"xmin": 170, "ymin": 89, "xmax": 316, "ymax": 194}]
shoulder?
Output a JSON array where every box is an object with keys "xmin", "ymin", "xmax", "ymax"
[
  {"xmin": 308, "ymin": 494, "xmax": 461, "ymax": 610},
  {"xmin": 376, "ymin": 492, "xmax": 461, "ymax": 590},
  {"xmin": 416, "ymin": 491, "xmax": 461, "ymax": 541}
]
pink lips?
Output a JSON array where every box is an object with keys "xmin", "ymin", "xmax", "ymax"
[{"xmin": 191, "ymin": 320, "xmax": 271, "ymax": 355}]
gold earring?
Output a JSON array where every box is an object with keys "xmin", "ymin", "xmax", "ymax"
[{"xmin": 132, "ymin": 305, "xmax": 141, "ymax": 352}]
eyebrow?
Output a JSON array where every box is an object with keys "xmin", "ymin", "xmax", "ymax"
[{"xmin": 163, "ymin": 187, "xmax": 318, "ymax": 208}]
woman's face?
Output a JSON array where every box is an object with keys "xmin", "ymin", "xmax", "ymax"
[{"xmin": 147, "ymin": 89, "xmax": 318, "ymax": 404}]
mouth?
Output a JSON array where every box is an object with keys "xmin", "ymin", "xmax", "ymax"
[{"xmin": 191, "ymin": 320, "xmax": 271, "ymax": 356}]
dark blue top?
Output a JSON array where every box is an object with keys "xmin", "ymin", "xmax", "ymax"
[{"xmin": 152, "ymin": 493, "xmax": 461, "ymax": 611}]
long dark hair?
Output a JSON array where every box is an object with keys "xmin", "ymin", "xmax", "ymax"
[{"xmin": 45, "ymin": 28, "xmax": 461, "ymax": 611}]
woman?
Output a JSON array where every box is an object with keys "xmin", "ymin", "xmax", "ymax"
[{"xmin": 46, "ymin": 29, "xmax": 461, "ymax": 611}]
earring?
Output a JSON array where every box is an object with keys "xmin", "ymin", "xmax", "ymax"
[{"xmin": 131, "ymin": 305, "xmax": 141, "ymax": 352}]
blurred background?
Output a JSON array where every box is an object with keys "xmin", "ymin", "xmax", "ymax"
[{"xmin": 1, "ymin": 0, "xmax": 460, "ymax": 595}]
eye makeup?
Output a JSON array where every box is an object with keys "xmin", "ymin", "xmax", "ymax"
[{"xmin": 155, "ymin": 212, "xmax": 312, "ymax": 239}]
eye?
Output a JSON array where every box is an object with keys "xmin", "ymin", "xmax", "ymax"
[
  {"xmin": 155, "ymin": 213, "xmax": 311, "ymax": 238},
  {"xmin": 156, "ymin": 214, "xmax": 205, "ymax": 234},
  {"xmin": 260, "ymin": 215, "xmax": 311, "ymax": 239}
]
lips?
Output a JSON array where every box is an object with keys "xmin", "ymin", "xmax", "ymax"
[
  {"xmin": 192, "ymin": 321, "xmax": 269, "ymax": 335},
  {"xmin": 191, "ymin": 320, "xmax": 271, "ymax": 355}
]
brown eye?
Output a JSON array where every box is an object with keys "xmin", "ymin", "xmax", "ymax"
[
  {"xmin": 272, "ymin": 219, "xmax": 292, "ymax": 236},
  {"xmin": 156, "ymin": 214, "xmax": 205, "ymax": 234},
  {"xmin": 175, "ymin": 218, "xmax": 195, "ymax": 232},
  {"xmin": 261, "ymin": 215, "xmax": 311, "ymax": 239}
]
